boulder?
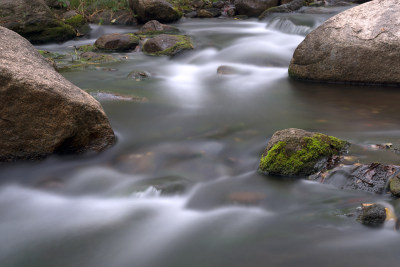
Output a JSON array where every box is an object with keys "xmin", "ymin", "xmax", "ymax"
[
  {"xmin": 142, "ymin": 34, "xmax": 194, "ymax": 56},
  {"xmin": 129, "ymin": 0, "xmax": 182, "ymax": 23},
  {"xmin": 234, "ymin": 0, "xmax": 279, "ymax": 17},
  {"xmin": 0, "ymin": 26, "xmax": 115, "ymax": 161},
  {"xmin": 94, "ymin": 33, "xmax": 140, "ymax": 51},
  {"xmin": 289, "ymin": 0, "xmax": 400, "ymax": 85},
  {"xmin": 0, "ymin": 0, "xmax": 76, "ymax": 44},
  {"xmin": 259, "ymin": 128, "xmax": 348, "ymax": 176},
  {"xmin": 137, "ymin": 20, "xmax": 179, "ymax": 35}
]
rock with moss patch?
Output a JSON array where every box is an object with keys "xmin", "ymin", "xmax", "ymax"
[
  {"xmin": 137, "ymin": 20, "xmax": 179, "ymax": 35},
  {"xmin": 0, "ymin": 0, "xmax": 76, "ymax": 44},
  {"xmin": 142, "ymin": 34, "xmax": 193, "ymax": 56},
  {"xmin": 129, "ymin": 0, "xmax": 182, "ymax": 23},
  {"xmin": 95, "ymin": 33, "xmax": 139, "ymax": 51},
  {"xmin": 259, "ymin": 128, "xmax": 348, "ymax": 176}
]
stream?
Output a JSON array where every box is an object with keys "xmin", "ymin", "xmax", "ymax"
[{"xmin": 1, "ymin": 6, "xmax": 400, "ymax": 267}]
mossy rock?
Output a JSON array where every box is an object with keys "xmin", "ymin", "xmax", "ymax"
[
  {"xmin": 259, "ymin": 128, "xmax": 348, "ymax": 176},
  {"xmin": 20, "ymin": 21, "xmax": 76, "ymax": 44},
  {"xmin": 77, "ymin": 45, "xmax": 98, "ymax": 53},
  {"xmin": 142, "ymin": 34, "xmax": 194, "ymax": 56},
  {"xmin": 64, "ymin": 14, "xmax": 85, "ymax": 28}
]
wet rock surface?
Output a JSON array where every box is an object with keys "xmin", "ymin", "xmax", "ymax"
[
  {"xmin": 234, "ymin": 0, "xmax": 279, "ymax": 17},
  {"xmin": 357, "ymin": 203, "xmax": 386, "ymax": 227},
  {"xmin": 138, "ymin": 20, "xmax": 179, "ymax": 35},
  {"xmin": 310, "ymin": 163, "xmax": 400, "ymax": 195}
]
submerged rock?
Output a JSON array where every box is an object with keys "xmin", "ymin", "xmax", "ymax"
[
  {"xmin": 142, "ymin": 34, "xmax": 194, "ymax": 56},
  {"xmin": 289, "ymin": 0, "xmax": 400, "ymax": 85},
  {"xmin": 234, "ymin": 0, "xmax": 279, "ymax": 17},
  {"xmin": 129, "ymin": 0, "xmax": 182, "ymax": 23},
  {"xmin": 95, "ymin": 33, "xmax": 139, "ymax": 51},
  {"xmin": 259, "ymin": 128, "xmax": 348, "ymax": 176},
  {"xmin": 0, "ymin": 0, "xmax": 76, "ymax": 44},
  {"xmin": 0, "ymin": 26, "xmax": 115, "ymax": 161},
  {"xmin": 137, "ymin": 20, "xmax": 179, "ymax": 35}
]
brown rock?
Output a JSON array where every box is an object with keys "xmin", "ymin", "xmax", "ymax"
[
  {"xmin": 289, "ymin": 0, "xmax": 400, "ymax": 85},
  {"xmin": 0, "ymin": 26, "xmax": 115, "ymax": 161},
  {"xmin": 94, "ymin": 33, "xmax": 139, "ymax": 51},
  {"xmin": 138, "ymin": 20, "xmax": 179, "ymax": 34}
]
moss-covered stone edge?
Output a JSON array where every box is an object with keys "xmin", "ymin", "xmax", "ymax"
[
  {"xmin": 143, "ymin": 35, "xmax": 194, "ymax": 56},
  {"xmin": 259, "ymin": 134, "xmax": 348, "ymax": 176}
]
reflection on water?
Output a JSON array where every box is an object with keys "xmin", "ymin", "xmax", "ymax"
[{"xmin": 2, "ymin": 9, "xmax": 400, "ymax": 267}]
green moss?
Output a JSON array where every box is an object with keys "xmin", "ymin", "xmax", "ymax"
[
  {"xmin": 259, "ymin": 134, "xmax": 347, "ymax": 176},
  {"xmin": 65, "ymin": 14, "xmax": 85, "ymax": 28},
  {"xmin": 77, "ymin": 44, "xmax": 97, "ymax": 52}
]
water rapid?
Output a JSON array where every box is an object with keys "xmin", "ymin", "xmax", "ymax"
[{"xmin": 2, "ymin": 8, "xmax": 400, "ymax": 267}]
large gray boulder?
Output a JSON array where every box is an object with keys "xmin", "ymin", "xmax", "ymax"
[
  {"xmin": 0, "ymin": 26, "xmax": 115, "ymax": 161},
  {"xmin": 0, "ymin": 0, "xmax": 76, "ymax": 44},
  {"xmin": 129, "ymin": 0, "xmax": 182, "ymax": 23},
  {"xmin": 289, "ymin": 0, "xmax": 400, "ymax": 85},
  {"xmin": 234, "ymin": 0, "xmax": 279, "ymax": 17}
]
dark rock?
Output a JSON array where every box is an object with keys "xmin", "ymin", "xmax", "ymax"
[
  {"xmin": 310, "ymin": 163, "xmax": 400, "ymax": 195},
  {"xmin": 234, "ymin": 0, "xmax": 279, "ymax": 17},
  {"xmin": 95, "ymin": 33, "xmax": 139, "ymax": 51},
  {"xmin": 129, "ymin": 0, "xmax": 182, "ymax": 23},
  {"xmin": 358, "ymin": 203, "xmax": 386, "ymax": 227},
  {"xmin": 213, "ymin": 1, "xmax": 226, "ymax": 9},
  {"xmin": 259, "ymin": 0, "xmax": 305, "ymax": 19},
  {"xmin": 0, "ymin": 26, "xmax": 115, "ymax": 161},
  {"xmin": 289, "ymin": 0, "xmax": 400, "ymax": 85},
  {"xmin": 142, "ymin": 34, "xmax": 194, "ymax": 56},
  {"xmin": 198, "ymin": 8, "xmax": 222, "ymax": 18},
  {"xmin": 138, "ymin": 20, "xmax": 179, "ymax": 35},
  {"xmin": 259, "ymin": 128, "xmax": 348, "ymax": 176},
  {"xmin": 0, "ymin": 0, "xmax": 76, "ymax": 44}
]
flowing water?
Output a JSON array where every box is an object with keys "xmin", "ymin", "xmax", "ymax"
[{"xmin": 2, "ymin": 6, "xmax": 400, "ymax": 267}]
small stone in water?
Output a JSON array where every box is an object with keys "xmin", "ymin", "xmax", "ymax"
[{"xmin": 357, "ymin": 203, "xmax": 386, "ymax": 227}]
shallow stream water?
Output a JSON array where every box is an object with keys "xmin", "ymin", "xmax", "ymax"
[{"xmin": 1, "ymin": 6, "xmax": 400, "ymax": 267}]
